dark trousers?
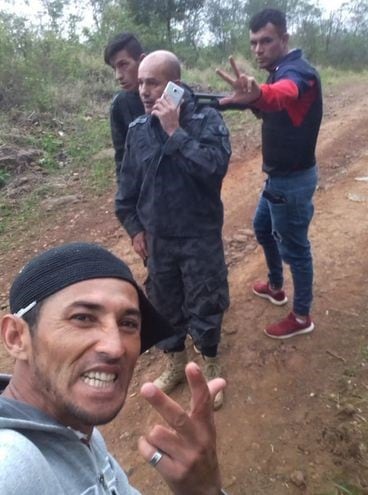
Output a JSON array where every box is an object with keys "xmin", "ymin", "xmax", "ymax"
[{"xmin": 146, "ymin": 233, "xmax": 229, "ymax": 351}]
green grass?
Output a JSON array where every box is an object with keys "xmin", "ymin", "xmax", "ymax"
[
  {"xmin": 0, "ymin": 201, "xmax": 12, "ymax": 234},
  {"xmin": 182, "ymin": 57, "xmax": 368, "ymax": 99},
  {"xmin": 223, "ymin": 109, "xmax": 257, "ymax": 133},
  {"xmin": 320, "ymin": 67, "xmax": 368, "ymax": 89},
  {"xmin": 70, "ymin": 115, "xmax": 114, "ymax": 191},
  {"xmin": 0, "ymin": 168, "xmax": 10, "ymax": 187},
  {"xmin": 87, "ymin": 160, "xmax": 114, "ymax": 193},
  {"xmin": 0, "ymin": 192, "xmax": 44, "ymax": 248},
  {"xmin": 0, "ymin": 109, "xmax": 113, "ymax": 252},
  {"xmin": 67, "ymin": 116, "xmax": 110, "ymax": 161},
  {"xmin": 316, "ymin": 476, "xmax": 367, "ymax": 494},
  {"xmin": 331, "ymin": 482, "xmax": 364, "ymax": 494},
  {"xmin": 361, "ymin": 345, "xmax": 368, "ymax": 362}
]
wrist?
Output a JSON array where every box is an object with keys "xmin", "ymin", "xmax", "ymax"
[
  {"xmin": 165, "ymin": 125, "xmax": 179, "ymax": 137},
  {"xmin": 250, "ymin": 89, "xmax": 262, "ymax": 105}
]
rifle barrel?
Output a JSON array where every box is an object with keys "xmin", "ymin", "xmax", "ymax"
[{"xmin": 193, "ymin": 92, "xmax": 249, "ymax": 112}]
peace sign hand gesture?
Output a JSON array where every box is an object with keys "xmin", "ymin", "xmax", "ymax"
[
  {"xmin": 139, "ymin": 362, "xmax": 226, "ymax": 495},
  {"xmin": 216, "ymin": 56, "xmax": 261, "ymax": 106}
]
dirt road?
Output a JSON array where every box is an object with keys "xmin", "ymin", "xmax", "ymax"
[{"xmin": 1, "ymin": 80, "xmax": 367, "ymax": 494}]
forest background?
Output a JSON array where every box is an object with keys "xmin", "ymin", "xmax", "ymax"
[{"xmin": 1, "ymin": 0, "xmax": 367, "ymax": 112}]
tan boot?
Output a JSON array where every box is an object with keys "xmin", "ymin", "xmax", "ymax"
[
  {"xmin": 153, "ymin": 350, "xmax": 187, "ymax": 394},
  {"xmin": 203, "ymin": 356, "xmax": 224, "ymax": 410}
]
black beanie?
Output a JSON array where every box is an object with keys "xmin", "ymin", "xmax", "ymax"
[{"xmin": 9, "ymin": 242, "xmax": 173, "ymax": 353}]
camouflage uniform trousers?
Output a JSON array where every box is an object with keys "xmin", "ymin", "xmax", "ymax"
[{"xmin": 145, "ymin": 233, "xmax": 229, "ymax": 351}]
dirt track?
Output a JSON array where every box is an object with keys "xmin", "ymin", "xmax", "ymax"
[{"xmin": 1, "ymin": 80, "xmax": 368, "ymax": 493}]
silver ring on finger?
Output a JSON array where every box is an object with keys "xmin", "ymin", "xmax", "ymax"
[{"xmin": 148, "ymin": 450, "xmax": 164, "ymax": 467}]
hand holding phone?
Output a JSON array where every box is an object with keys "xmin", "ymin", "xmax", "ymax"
[
  {"xmin": 153, "ymin": 81, "xmax": 183, "ymax": 136},
  {"xmin": 163, "ymin": 81, "xmax": 184, "ymax": 108}
]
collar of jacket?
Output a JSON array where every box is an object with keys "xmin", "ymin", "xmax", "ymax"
[{"xmin": 269, "ymin": 48, "xmax": 303, "ymax": 73}]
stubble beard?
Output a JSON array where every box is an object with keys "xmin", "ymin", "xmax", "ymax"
[{"xmin": 31, "ymin": 359, "xmax": 125, "ymax": 428}]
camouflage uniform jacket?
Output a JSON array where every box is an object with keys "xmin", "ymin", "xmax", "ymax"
[{"xmin": 115, "ymin": 93, "xmax": 231, "ymax": 238}]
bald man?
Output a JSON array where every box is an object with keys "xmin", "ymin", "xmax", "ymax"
[{"xmin": 115, "ymin": 50, "xmax": 231, "ymax": 410}]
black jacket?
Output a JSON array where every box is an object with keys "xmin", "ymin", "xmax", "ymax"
[
  {"xmin": 110, "ymin": 90, "xmax": 144, "ymax": 179},
  {"xmin": 260, "ymin": 49, "xmax": 323, "ymax": 176},
  {"xmin": 115, "ymin": 91, "xmax": 231, "ymax": 238}
]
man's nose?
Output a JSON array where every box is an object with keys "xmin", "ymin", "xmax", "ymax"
[
  {"xmin": 255, "ymin": 43, "xmax": 263, "ymax": 53},
  {"xmin": 115, "ymin": 68, "xmax": 122, "ymax": 81},
  {"xmin": 94, "ymin": 322, "xmax": 125, "ymax": 358},
  {"xmin": 140, "ymin": 82, "xmax": 149, "ymax": 96}
]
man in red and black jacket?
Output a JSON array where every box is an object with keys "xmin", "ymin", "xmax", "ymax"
[{"xmin": 217, "ymin": 8, "xmax": 323, "ymax": 339}]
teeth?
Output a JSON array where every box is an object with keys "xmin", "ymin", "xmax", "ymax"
[
  {"xmin": 82, "ymin": 372, "xmax": 116, "ymax": 388},
  {"xmin": 84, "ymin": 371, "xmax": 115, "ymax": 381}
]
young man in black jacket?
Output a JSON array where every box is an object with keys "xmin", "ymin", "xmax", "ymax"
[{"xmin": 104, "ymin": 32, "xmax": 145, "ymax": 182}]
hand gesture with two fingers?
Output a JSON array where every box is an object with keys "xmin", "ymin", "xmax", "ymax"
[
  {"xmin": 216, "ymin": 56, "xmax": 261, "ymax": 106},
  {"xmin": 139, "ymin": 362, "xmax": 226, "ymax": 495}
]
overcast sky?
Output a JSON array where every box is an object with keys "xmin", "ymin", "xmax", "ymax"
[{"xmin": 1, "ymin": 0, "xmax": 346, "ymax": 28}]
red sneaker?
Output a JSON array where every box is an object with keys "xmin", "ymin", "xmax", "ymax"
[
  {"xmin": 264, "ymin": 312, "xmax": 315, "ymax": 339},
  {"xmin": 252, "ymin": 281, "xmax": 288, "ymax": 306}
]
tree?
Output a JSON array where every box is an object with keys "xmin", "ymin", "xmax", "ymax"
[
  {"xmin": 86, "ymin": 0, "xmax": 114, "ymax": 30},
  {"xmin": 344, "ymin": 0, "xmax": 368, "ymax": 35},
  {"xmin": 126, "ymin": 0, "xmax": 205, "ymax": 44},
  {"xmin": 313, "ymin": 0, "xmax": 368, "ymax": 68},
  {"xmin": 41, "ymin": 0, "xmax": 70, "ymax": 32},
  {"xmin": 205, "ymin": 0, "xmax": 247, "ymax": 54}
]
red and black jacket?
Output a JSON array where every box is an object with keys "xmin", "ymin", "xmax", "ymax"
[{"xmin": 253, "ymin": 49, "xmax": 323, "ymax": 177}]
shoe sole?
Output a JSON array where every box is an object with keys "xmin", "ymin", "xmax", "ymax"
[
  {"xmin": 264, "ymin": 322, "xmax": 315, "ymax": 340},
  {"xmin": 252, "ymin": 288, "xmax": 288, "ymax": 306}
]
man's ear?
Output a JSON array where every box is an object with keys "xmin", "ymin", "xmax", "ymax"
[
  {"xmin": 282, "ymin": 32, "xmax": 289, "ymax": 46},
  {"xmin": 139, "ymin": 53, "xmax": 146, "ymax": 62},
  {"xmin": 1, "ymin": 314, "xmax": 32, "ymax": 361}
]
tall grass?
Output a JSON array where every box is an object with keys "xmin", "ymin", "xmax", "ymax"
[{"xmin": 320, "ymin": 67, "xmax": 368, "ymax": 89}]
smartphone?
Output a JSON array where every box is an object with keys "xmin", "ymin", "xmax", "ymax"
[{"xmin": 163, "ymin": 81, "xmax": 184, "ymax": 108}]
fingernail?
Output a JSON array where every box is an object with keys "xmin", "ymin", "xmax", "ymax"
[
  {"xmin": 141, "ymin": 382, "xmax": 156, "ymax": 398},
  {"xmin": 187, "ymin": 361, "xmax": 200, "ymax": 373}
]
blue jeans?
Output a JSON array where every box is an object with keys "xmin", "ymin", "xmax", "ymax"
[{"xmin": 253, "ymin": 167, "xmax": 318, "ymax": 316}]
